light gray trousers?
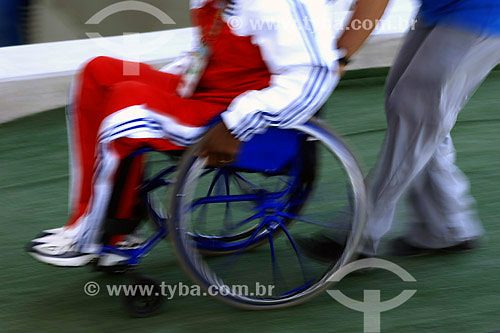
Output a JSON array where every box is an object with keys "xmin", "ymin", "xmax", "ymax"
[{"xmin": 361, "ymin": 20, "xmax": 500, "ymax": 256}]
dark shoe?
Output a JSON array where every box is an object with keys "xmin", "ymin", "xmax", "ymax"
[
  {"xmin": 296, "ymin": 235, "xmax": 346, "ymax": 263},
  {"xmin": 391, "ymin": 237, "xmax": 478, "ymax": 257},
  {"xmin": 440, "ymin": 239, "xmax": 478, "ymax": 253},
  {"xmin": 296, "ymin": 235, "xmax": 371, "ymax": 263},
  {"xmin": 391, "ymin": 237, "xmax": 433, "ymax": 257}
]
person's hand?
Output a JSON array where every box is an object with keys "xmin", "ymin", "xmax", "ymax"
[
  {"xmin": 197, "ymin": 122, "xmax": 241, "ymax": 167},
  {"xmin": 337, "ymin": 63, "xmax": 347, "ymax": 77}
]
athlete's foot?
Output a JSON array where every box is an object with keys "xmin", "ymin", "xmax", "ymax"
[
  {"xmin": 36, "ymin": 226, "xmax": 65, "ymax": 238},
  {"xmin": 27, "ymin": 232, "xmax": 97, "ymax": 267},
  {"xmin": 391, "ymin": 237, "xmax": 479, "ymax": 257},
  {"xmin": 28, "ymin": 228, "xmax": 147, "ymax": 268},
  {"xmin": 97, "ymin": 232, "xmax": 146, "ymax": 268}
]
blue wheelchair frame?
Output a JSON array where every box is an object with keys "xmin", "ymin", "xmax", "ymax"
[
  {"xmin": 97, "ymin": 118, "xmax": 367, "ymax": 316},
  {"xmin": 98, "ymin": 124, "xmax": 309, "ymax": 267}
]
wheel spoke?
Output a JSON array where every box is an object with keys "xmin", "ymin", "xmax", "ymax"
[
  {"xmin": 268, "ymin": 229, "xmax": 279, "ymax": 291},
  {"xmin": 277, "ymin": 221, "xmax": 309, "ymax": 283},
  {"xmin": 206, "ymin": 168, "xmax": 223, "ymax": 197},
  {"xmin": 192, "ymin": 169, "xmax": 220, "ymax": 232},
  {"xmin": 221, "ymin": 211, "xmax": 263, "ymax": 235},
  {"xmin": 216, "ymin": 220, "xmax": 268, "ymax": 276},
  {"xmin": 222, "ymin": 172, "xmax": 232, "ymax": 232},
  {"xmin": 233, "ymin": 172, "xmax": 261, "ymax": 192},
  {"xmin": 200, "ymin": 168, "xmax": 216, "ymax": 178}
]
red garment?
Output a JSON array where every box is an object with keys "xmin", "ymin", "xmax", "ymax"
[
  {"xmin": 66, "ymin": 0, "xmax": 271, "ymax": 230},
  {"xmin": 192, "ymin": 2, "xmax": 271, "ymax": 104}
]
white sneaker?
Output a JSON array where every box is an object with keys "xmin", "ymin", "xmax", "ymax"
[
  {"xmin": 116, "ymin": 232, "xmax": 144, "ymax": 249},
  {"xmin": 37, "ymin": 226, "xmax": 65, "ymax": 238},
  {"xmin": 29, "ymin": 229, "xmax": 145, "ymax": 267},
  {"xmin": 98, "ymin": 253, "xmax": 130, "ymax": 267},
  {"xmin": 28, "ymin": 233, "xmax": 97, "ymax": 267},
  {"xmin": 98, "ymin": 233, "xmax": 146, "ymax": 267}
]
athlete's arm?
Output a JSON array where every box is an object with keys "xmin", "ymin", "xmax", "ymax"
[
  {"xmin": 200, "ymin": 0, "xmax": 338, "ymax": 164},
  {"xmin": 337, "ymin": 0, "xmax": 390, "ymax": 69},
  {"xmin": 220, "ymin": 0, "xmax": 338, "ymax": 142}
]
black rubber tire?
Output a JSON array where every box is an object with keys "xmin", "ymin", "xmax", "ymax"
[{"xmin": 123, "ymin": 275, "xmax": 164, "ymax": 318}]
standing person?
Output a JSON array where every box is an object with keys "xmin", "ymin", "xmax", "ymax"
[
  {"xmin": 28, "ymin": 0, "xmax": 387, "ymax": 267},
  {"xmin": 301, "ymin": 0, "xmax": 500, "ymax": 260}
]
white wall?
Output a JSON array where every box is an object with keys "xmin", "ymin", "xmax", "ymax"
[{"xmin": 0, "ymin": 0, "xmax": 419, "ymax": 123}]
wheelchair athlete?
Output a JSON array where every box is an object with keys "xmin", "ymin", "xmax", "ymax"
[{"xmin": 27, "ymin": 0, "xmax": 383, "ymax": 267}]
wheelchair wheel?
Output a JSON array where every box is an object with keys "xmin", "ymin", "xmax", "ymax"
[
  {"xmin": 187, "ymin": 160, "xmax": 314, "ymax": 256},
  {"xmin": 123, "ymin": 274, "xmax": 164, "ymax": 317},
  {"xmin": 142, "ymin": 152, "xmax": 272, "ymax": 253},
  {"xmin": 169, "ymin": 119, "xmax": 367, "ymax": 309}
]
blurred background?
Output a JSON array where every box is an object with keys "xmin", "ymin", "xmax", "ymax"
[
  {"xmin": 3, "ymin": 1, "xmax": 499, "ymax": 332},
  {"xmin": 0, "ymin": 0, "xmax": 419, "ymax": 45},
  {"xmin": 0, "ymin": 0, "xmax": 418, "ymax": 123},
  {"xmin": 0, "ymin": 0, "xmax": 190, "ymax": 46}
]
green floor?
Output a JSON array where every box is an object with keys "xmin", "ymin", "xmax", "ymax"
[{"xmin": 1, "ymin": 68, "xmax": 499, "ymax": 332}]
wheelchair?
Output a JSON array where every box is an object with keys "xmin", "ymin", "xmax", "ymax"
[{"xmin": 97, "ymin": 117, "xmax": 367, "ymax": 317}]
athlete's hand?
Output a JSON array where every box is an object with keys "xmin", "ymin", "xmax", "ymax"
[{"xmin": 198, "ymin": 122, "xmax": 241, "ymax": 167}]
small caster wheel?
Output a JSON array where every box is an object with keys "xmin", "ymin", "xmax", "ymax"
[{"xmin": 123, "ymin": 275, "xmax": 164, "ymax": 317}]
